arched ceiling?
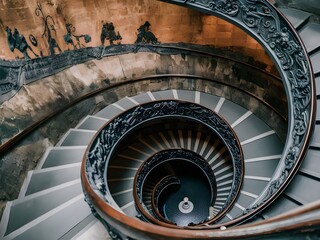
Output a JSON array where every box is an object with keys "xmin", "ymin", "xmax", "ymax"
[{"xmin": 0, "ymin": 0, "xmax": 274, "ymax": 69}]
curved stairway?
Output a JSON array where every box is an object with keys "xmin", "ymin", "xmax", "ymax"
[
  {"xmin": 0, "ymin": 89, "xmax": 284, "ymax": 239},
  {"xmin": 0, "ymin": 5, "xmax": 320, "ymax": 240}
]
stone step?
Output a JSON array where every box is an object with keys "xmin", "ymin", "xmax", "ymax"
[
  {"xmin": 279, "ymin": 7, "xmax": 312, "ymax": 30},
  {"xmin": 76, "ymin": 115, "xmax": 109, "ymax": 131},
  {"xmin": 56, "ymin": 129, "xmax": 97, "ymax": 147},
  {"xmin": 298, "ymin": 23, "xmax": 320, "ymax": 53},
  {"xmin": 37, "ymin": 146, "xmax": 86, "ymax": 169},
  {"xmin": 19, "ymin": 164, "xmax": 81, "ymax": 197},
  {"xmin": 2, "ymin": 195, "xmax": 91, "ymax": 240},
  {"xmin": 3, "ymin": 180, "xmax": 82, "ymax": 236}
]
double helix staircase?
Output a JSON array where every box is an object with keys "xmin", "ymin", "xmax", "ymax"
[{"xmin": 1, "ymin": 3, "xmax": 320, "ymax": 240}]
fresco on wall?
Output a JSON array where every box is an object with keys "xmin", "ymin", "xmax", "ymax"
[
  {"xmin": 63, "ymin": 22, "xmax": 91, "ymax": 50},
  {"xmin": 135, "ymin": 21, "xmax": 159, "ymax": 44},
  {"xmin": 35, "ymin": 2, "xmax": 62, "ymax": 56},
  {"xmin": 0, "ymin": 0, "xmax": 275, "ymax": 102},
  {"xmin": 5, "ymin": 27, "xmax": 39, "ymax": 59},
  {"xmin": 100, "ymin": 22, "xmax": 122, "ymax": 46}
]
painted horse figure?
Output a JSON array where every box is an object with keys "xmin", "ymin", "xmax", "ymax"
[{"xmin": 6, "ymin": 27, "xmax": 39, "ymax": 59}]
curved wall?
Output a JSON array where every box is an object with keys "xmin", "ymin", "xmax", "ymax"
[
  {"xmin": 0, "ymin": 50, "xmax": 287, "ymax": 213},
  {"xmin": 0, "ymin": 0, "xmax": 274, "ymax": 70}
]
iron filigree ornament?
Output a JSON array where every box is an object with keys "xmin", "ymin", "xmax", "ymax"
[
  {"xmin": 84, "ymin": 100, "xmax": 244, "ymax": 214},
  {"xmin": 161, "ymin": 0, "xmax": 315, "ymax": 222}
]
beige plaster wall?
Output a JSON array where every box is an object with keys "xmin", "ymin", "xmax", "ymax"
[{"xmin": 0, "ymin": 0, "xmax": 273, "ymax": 68}]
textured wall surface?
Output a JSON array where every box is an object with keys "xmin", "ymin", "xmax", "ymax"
[{"xmin": 0, "ymin": 0, "xmax": 273, "ymax": 67}]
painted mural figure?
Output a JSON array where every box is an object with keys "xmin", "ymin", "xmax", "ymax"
[
  {"xmin": 100, "ymin": 22, "xmax": 122, "ymax": 46},
  {"xmin": 135, "ymin": 21, "xmax": 158, "ymax": 44},
  {"xmin": 63, "ymin": 22, "xmax": 91, "ymax": 50},
  {"xmin": 45, "ymin": 26, "xmax": 62, "ymax": 55},
  {"xmin": 5, "ymin": 27, "xmax": 39, "ymax": 59},
  {"xmin": 35, "ymin": 2, "xmax": 62, "ymax": 56}
]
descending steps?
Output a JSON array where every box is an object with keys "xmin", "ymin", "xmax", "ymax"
[
  {"xmin": 0, "ymin": 89, "xmax": 286, "ymax": 239},
  {"xmin": 254, "ymin": 7, "xmax": 320, "ymax": 221},
  {"xmin": 0, "ymin": 5, "xmax": 319, "ymax": 239}
]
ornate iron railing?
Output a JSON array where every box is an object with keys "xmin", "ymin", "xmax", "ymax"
[
  {"xmin": 82, "ymin": 100, "xmax": 244, "ymax": 226},
  {"xmin": 152, "ymin": 175, "xmax": 181, "ymax": 223},
  {"xmin": 160, "ymin": 0, "xmax": 316, "ymax": 227},
  {"xmin": 134, "ymin": 149, "xmax": 218, "ymax": 224}
]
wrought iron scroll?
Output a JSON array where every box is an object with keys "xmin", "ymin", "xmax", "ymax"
[
  {"xmin": 160, "ymin": 0, "xmax": 315, "ymax": 220},
  {"xmin": 84, "ymin": 100, "xmax": 243, "ymax": 212},
  {"xmin": 153, "ymin": 175, "xmax": 181, "ymax": 210}
]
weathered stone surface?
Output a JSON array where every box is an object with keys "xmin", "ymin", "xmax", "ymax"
[
  {"xmin": 0, "ymin": 0, "xmax": 274, "ymax": 69},
  {"xmin": 0, "ymin": 52, "xmax": 286, "ymax": 146}
]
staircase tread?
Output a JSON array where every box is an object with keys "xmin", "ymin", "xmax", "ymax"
[
  {"xmin": 129, "ymin": 92, "xmax": 155, "ymax": 104},
  {"xmin": 315, "ymin": 77, "xmax": 320, "ymax": 96},
  {"xmin": 300, "ymin": 149, "xmax": 320, "ymax": 177},
  {"xmin": 59, "ymin": 215, "xmax": 99, "ymax": 240},
  {"xmin": 285, "ymin": 173, "xmax": 320, "ymax": 204},
  {"xmin": 298, "ymin": 23, "xmax": 320, "ymax": 53},
  {"xmin": 70, "ymin": 218, "xmax": 110, "ymax": 240},
  {"xmin": 310, "ymin": 51, "xmax": 320, "ymax": 75},
  {"xmin": 199, "ymin": 92, "xmax": 221, "ymax": 111},
  {"xmin": 241, "ymin": 134, "xmax": 283, "ymax": 159},
  {"xmin": 76, "ymin": 115, "xmax": 108, "ymax": 131},
  {"xmin": 279, "ymin": 7, "xmax": 312, "ymax": 29},
  {"xmin": 261, "ymin": 195, "xmax": 299, "ymax": 219},
  {"xmin": 24, "ymin": 165, "xmax": 81, "ymax": 196},
  {"xmin": 173, "ymin": 89, "xmax": 196, "ymax": 103},
  {"xmin": 95, "ymin": 104, "xmax": 124, "ymax": 119},
  {"xmin": 3, "ymin": 196, "xmax": 91, "ymax": 240},
  {"xmin": 5, "ymin": 182, "xmax": 83, "ymax": 235},
  {"xmin": 152, "ymin": 90, "xmax": 175, "ymax": 100},
  {"xmin": 311, "ymin": 125, "xmax": 320, "ymax": 146},
  {"xmin": 56, "ymin": 129, "xmax": 96, "ymax": 147},
  {"xmin": 233, "ymin": 114, "xmax": 273, "ymax": 142},
  {"xmin": 37, "ymin": 147, "xmax": 86, "ymax": 169},
  {"xmin": 111, "ymin": 96, "xmax": 138, "ymax": 109},
  {"xmin": 218, "ymin": 100, "xmax": 248, "ymax": 125}
]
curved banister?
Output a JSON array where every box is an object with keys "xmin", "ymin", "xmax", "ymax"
[
  {"xmin": 134, "ymin": 149, "xmax": 218, "ymax": 225},
  {"xmin": 152, "ymin": 175, "xmax": 180, "ymax": 224},
  {"xmin": 82, "ymin": 100, "xmax": 245, "ymax": 229},
  {"xmin": 80, "ymin": 177, "xmax": 320, "ymax": 240},
  {"xmin": 160, "ymin": 0, "xmax": 316, "ymax": 226}
]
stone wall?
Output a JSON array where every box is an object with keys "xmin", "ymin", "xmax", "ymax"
[
  {"xmin": 0, "ymin": 0, "xmax": 274, "ymax": 68},
  {"xmin": 0, "ymin": 51, "xmax": 286, "ymax": 146}
]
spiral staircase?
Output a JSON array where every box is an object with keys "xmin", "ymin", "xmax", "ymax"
[{"xmin": 0, "ymin": 1, "xmax": 320, "ymax": 240}]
